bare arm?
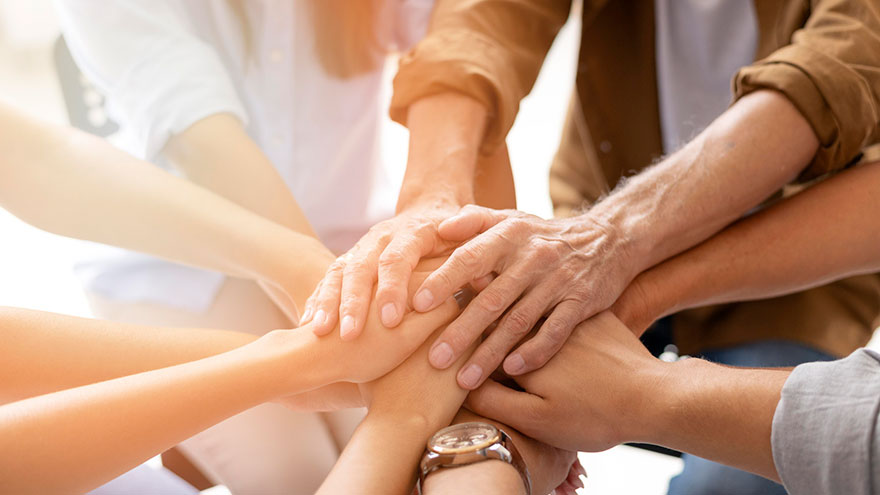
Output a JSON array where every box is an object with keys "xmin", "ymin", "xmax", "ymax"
[
  {"xmin": 0, "ymin": 329, "xmax": 322, "ymax": 494},
  {"xmin": 612, "ymin": 159, "xmax": 880, "ymax": 334},
  {"xmin": 410, "ymin": 89, "xmax": 820, "ymax": 389},
  {"xmin": 467, "ymin": 311, "xmax": 788, "ymax": 482},
  {"xmin": 315, "ymin": 326, "xmax": 472, "ymax": 495},
  {"xmin": 0, "ymin": 275, "xmax": 463, "ymax": 493},
  {"xmin": 0, "ymin": 103, "xmax": 332, "ymax": 316}
]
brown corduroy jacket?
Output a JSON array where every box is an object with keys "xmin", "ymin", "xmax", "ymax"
[{"xmin": 391, "ymin": 0, "xmax": 880, "ymax": 357}]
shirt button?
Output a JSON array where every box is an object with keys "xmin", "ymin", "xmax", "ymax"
[{"xmin": 269, "ymin": 49, "xmax": 283, "ymax": 63}]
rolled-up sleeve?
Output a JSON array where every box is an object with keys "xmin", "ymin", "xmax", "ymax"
[
  {"xmin": 54, "ymin": 0, "xmax": 248, "ymax": 161},
  {"xmin": 733, "ymin": 0, "xmax": 880, "ymax": 180},
  {"xmin": 772, "ymin": 348, "xmax": 880, "ymax": 495},
  {"xmin": 390, "ymin": 0, "xmax": 574, "ymax": 154}
]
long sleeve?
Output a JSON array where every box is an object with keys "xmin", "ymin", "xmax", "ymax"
[
  {"xmin": 734, "ymin": 0, "xmax": 880, "ymax": 180},
  {"xmin": 772, "ymin": 348, "xmax": 880, "ymax": 495},
  {"xmin": 53, "ymin": 0, "xmax": 248, "ymax": 160},
  {"xmin": 390, "ymin": 0, "xmax": 575, "ymax": 153}
]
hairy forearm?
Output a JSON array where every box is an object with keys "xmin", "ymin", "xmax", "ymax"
[
  {"xmin": 0, "ymin": 333, "xmax": 321, "ymax": 494},
  {"xmin": 641, "ymin": 358, "xmax": 789, "ymax": 482},
  {"xmin": 398, "ymin": 93, "xmax": 488, "ymax": 211},
  {"xmin": 590, "ymin": 90, "xmax": 819, "ymax": 279},
  {"xmin": 613, "ymin": 160, "xmax": 880, "ymax": 333}
]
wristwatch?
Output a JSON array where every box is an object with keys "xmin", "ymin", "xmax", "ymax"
[{"xmin": 417, "ymin": 422, "xmax": 531, "ymax": 494}]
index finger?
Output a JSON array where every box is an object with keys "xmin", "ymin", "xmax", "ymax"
[{"xmin": 412, "ymin": 232, "xmax": 500, "ymax": 312}]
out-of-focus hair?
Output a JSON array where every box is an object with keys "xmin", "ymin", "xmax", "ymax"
[{"xmin": 227, "ymin": 0, "xmax": 391, "ymax": 79}]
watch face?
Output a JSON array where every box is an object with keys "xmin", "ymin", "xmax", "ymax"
[{"xmin": 429, "ymin": 422, "xmax": 501, "ymax": 454}]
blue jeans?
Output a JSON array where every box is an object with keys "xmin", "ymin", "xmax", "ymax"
[{"xmin": 666, "ymin": 340, "xmax": 835, "ymax": 495}]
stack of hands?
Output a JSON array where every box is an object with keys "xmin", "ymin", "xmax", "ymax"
[{"xmin": 291, "ymin": 204, "xmax": 669, "ymax": 494}]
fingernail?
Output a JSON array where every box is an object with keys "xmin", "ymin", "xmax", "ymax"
[
  {"xmin": 381, "ymin": 303, "xmax": 398, "ymax": 326},
  {"xmin": 429, "ymin": 342, "xmax": 454, "ymax": 368},
  {"xmin": 340, "ymin": 315, "xmax": 356, "ymax": 339},
  {"xmin": 413, "ymin": 289, "xmax": 434, "ymax": 311},
  {"xmin": 314, "ymin": 309, "xmax": 327, "ymax": 326},
  {"xmin": 504, "ymin": 353, "xmax": 526, "ymax": 375},
  {"xmin": 459, "ymin": 364, "xmax": 483, "ymax": 389},
  {"xmin": 301, "ymin": 306, "xmax": 313, "ymax": 322}
]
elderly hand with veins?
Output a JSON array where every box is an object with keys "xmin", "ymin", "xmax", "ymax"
[{"xmin": 410, "ymin": 205, "xmax": 636, "ymax": 390}]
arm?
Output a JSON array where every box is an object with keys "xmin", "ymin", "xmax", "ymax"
[
  {"xmin": 0, "ymin": 271, "xmax": 463, "ymax": 493},
  {"xmin": 316, "ymin": 327, "xmax": 472, "ymax": 495},
  {"xmin": 55, "ymin": 0, "xmax": 316, "ymax": 316},
  {"xmin": 0, "ymin": 260, "xmax": 463, "ymax": 405},
  {"xmin": 411, "ymin": 88, "xmax": 819, "ymax": 389},
  {"xmin": 611, "ymin": 160, "xmax": 880, "ymax": 334},
  {"xmin": 467, "ymin": 311, "xmax": 788, "ymax": 481},
  {"xmin": 0, "ymin": 102, "xmax": 332, "ymax": 316},
  {"xmin": 301, "ymin": 0, "xmax": 570, "ymax": 337},
  {"xmin": 318, "ymin": 307, "xmax": 576, "ymax": 495}
]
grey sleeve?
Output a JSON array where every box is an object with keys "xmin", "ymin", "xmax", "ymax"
[{"xmin": 772, "ymin": 348, "xmax": 880, "ymax": 495}]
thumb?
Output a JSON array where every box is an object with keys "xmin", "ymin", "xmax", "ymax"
[
  {"xmin": 438, "ymin": 205, "xmax": 508, "ymax": 242},
  {"xmin": 465, "ymin": 379, "xmax": 544, "ymax": 435}
]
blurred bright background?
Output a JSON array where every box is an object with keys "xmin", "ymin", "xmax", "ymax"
[{"xmin": 0, "ymin": 0, "xmax": 738, "ymax": 493}]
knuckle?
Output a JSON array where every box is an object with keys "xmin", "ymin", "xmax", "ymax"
[
  {"xmin": 476, "ymin": 289, "xmax": 508, "ymax": 313},
  {"xmin": 544, "ymin": 315, "xmax": 575, "ymax": 342},
  {"xmin": 502, "ymin": 309, "xmax": 533, "ymax": 336},
  {"xmin": 377, "ymin": 250, "xmax": 405, "ymax": 267},
  {"xmin": 454, "ymin": 244, "xmax": 484, "ymax": 271}
]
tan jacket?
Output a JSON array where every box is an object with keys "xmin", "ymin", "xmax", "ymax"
[{"xmin": 391, "ymin": 0, "xmax": 880, "ymax": 357}]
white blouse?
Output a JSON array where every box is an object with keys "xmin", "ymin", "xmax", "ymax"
[{"xmin": 54, "ymin": 0, "xmax": 432, "ymax": 311}]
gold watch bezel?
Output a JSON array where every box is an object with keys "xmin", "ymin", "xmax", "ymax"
[{"xmin": 427, "ymin": 422, "xmax": 502, "ymax": 455}]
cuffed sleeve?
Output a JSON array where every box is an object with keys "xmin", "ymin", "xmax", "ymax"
[
  {"xmin": 772, "ymin": 348, "xmax": 880, "ymax": 495},
  {"xmin": 54, "ymin": 0, "xmax": 248, "ymax": 161},
  {"xmin": 390, "ymin": 0, "xmax": 574, "ymax": 154},
  {"xmin": 733, "ymin": 1, "xmax": 880, "ymax": 180}
]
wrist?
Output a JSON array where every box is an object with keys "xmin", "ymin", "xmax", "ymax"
[
  {"xmin": 400, "ymin": 94, "xmax": 487, "ymax": 212},
  {"xmin": 633, "ymin": 357, "xmax": 705, "ymax": 446},
  {"xmin": 612, "ymin": 274, "xmax": 665, "ymax": 335},
  {"xmin": 254, "ymin": 329, "xmax": 334, "ymax": 397},
  {"xmin": 423, "ymin": 460, "xmax": 525, "ymax": 495}
]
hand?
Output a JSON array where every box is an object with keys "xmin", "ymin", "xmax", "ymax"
[
  {"xmin": 414, "ymin": 205, "xmax": 636, "ymax": 389},
  {"xmin": 554, "ymin": 459, "xmax": 587, "ymax": 495},
  {"xmin": 466, "ymin": 311, "xmax": 665, "ymax": 452},
  {"xmin": 301, "ymin": 203, "xmax": 460, "ymax": 338},
  {"xmin": 308, "ymin": 258, "xmax": 472, "ymax": 385},
  {"xmin": 357, "ymin": 325, "xmax": 474, "ymax": 427}
]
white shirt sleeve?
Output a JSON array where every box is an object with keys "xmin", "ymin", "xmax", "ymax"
[{"xmin": 54, "ymin": 0, "xmax": 248, "ymax": 160}]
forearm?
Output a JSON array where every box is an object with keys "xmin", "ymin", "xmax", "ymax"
[
  {"xmin": 0, "ymin": 334, "xmax": 321, "ymax": 494},
  {"xmin": 398, "ymin": 93, "xmax": 488, "ymax": 211},
  {"xmin": 0, "ymin": 307, "xmax": 256, "ymax": 403},
  {"xmin": 613, "ymin": 160, "xmax": 880, "ymax": 333},
  {"xmin": 639, "ymin": 358, "xmax": 789, "ymax": 481},
  {"xmin": 163, "ymin": 113, "xmax": 316, "ymax": 237},
  {"xmin": 318, "ymin": 326, "xmax": 472, "ymax": 495},
  {"xmin": 590, "ymin": 90, "xmax": 819, "ymax": 279},
  {"xmin": 424, "ymin": 460, "xmax": 525, "ymax": 495},
  {"xmin": 0, "ymin": 104, "xmax": 332, "ymax": 309}
]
